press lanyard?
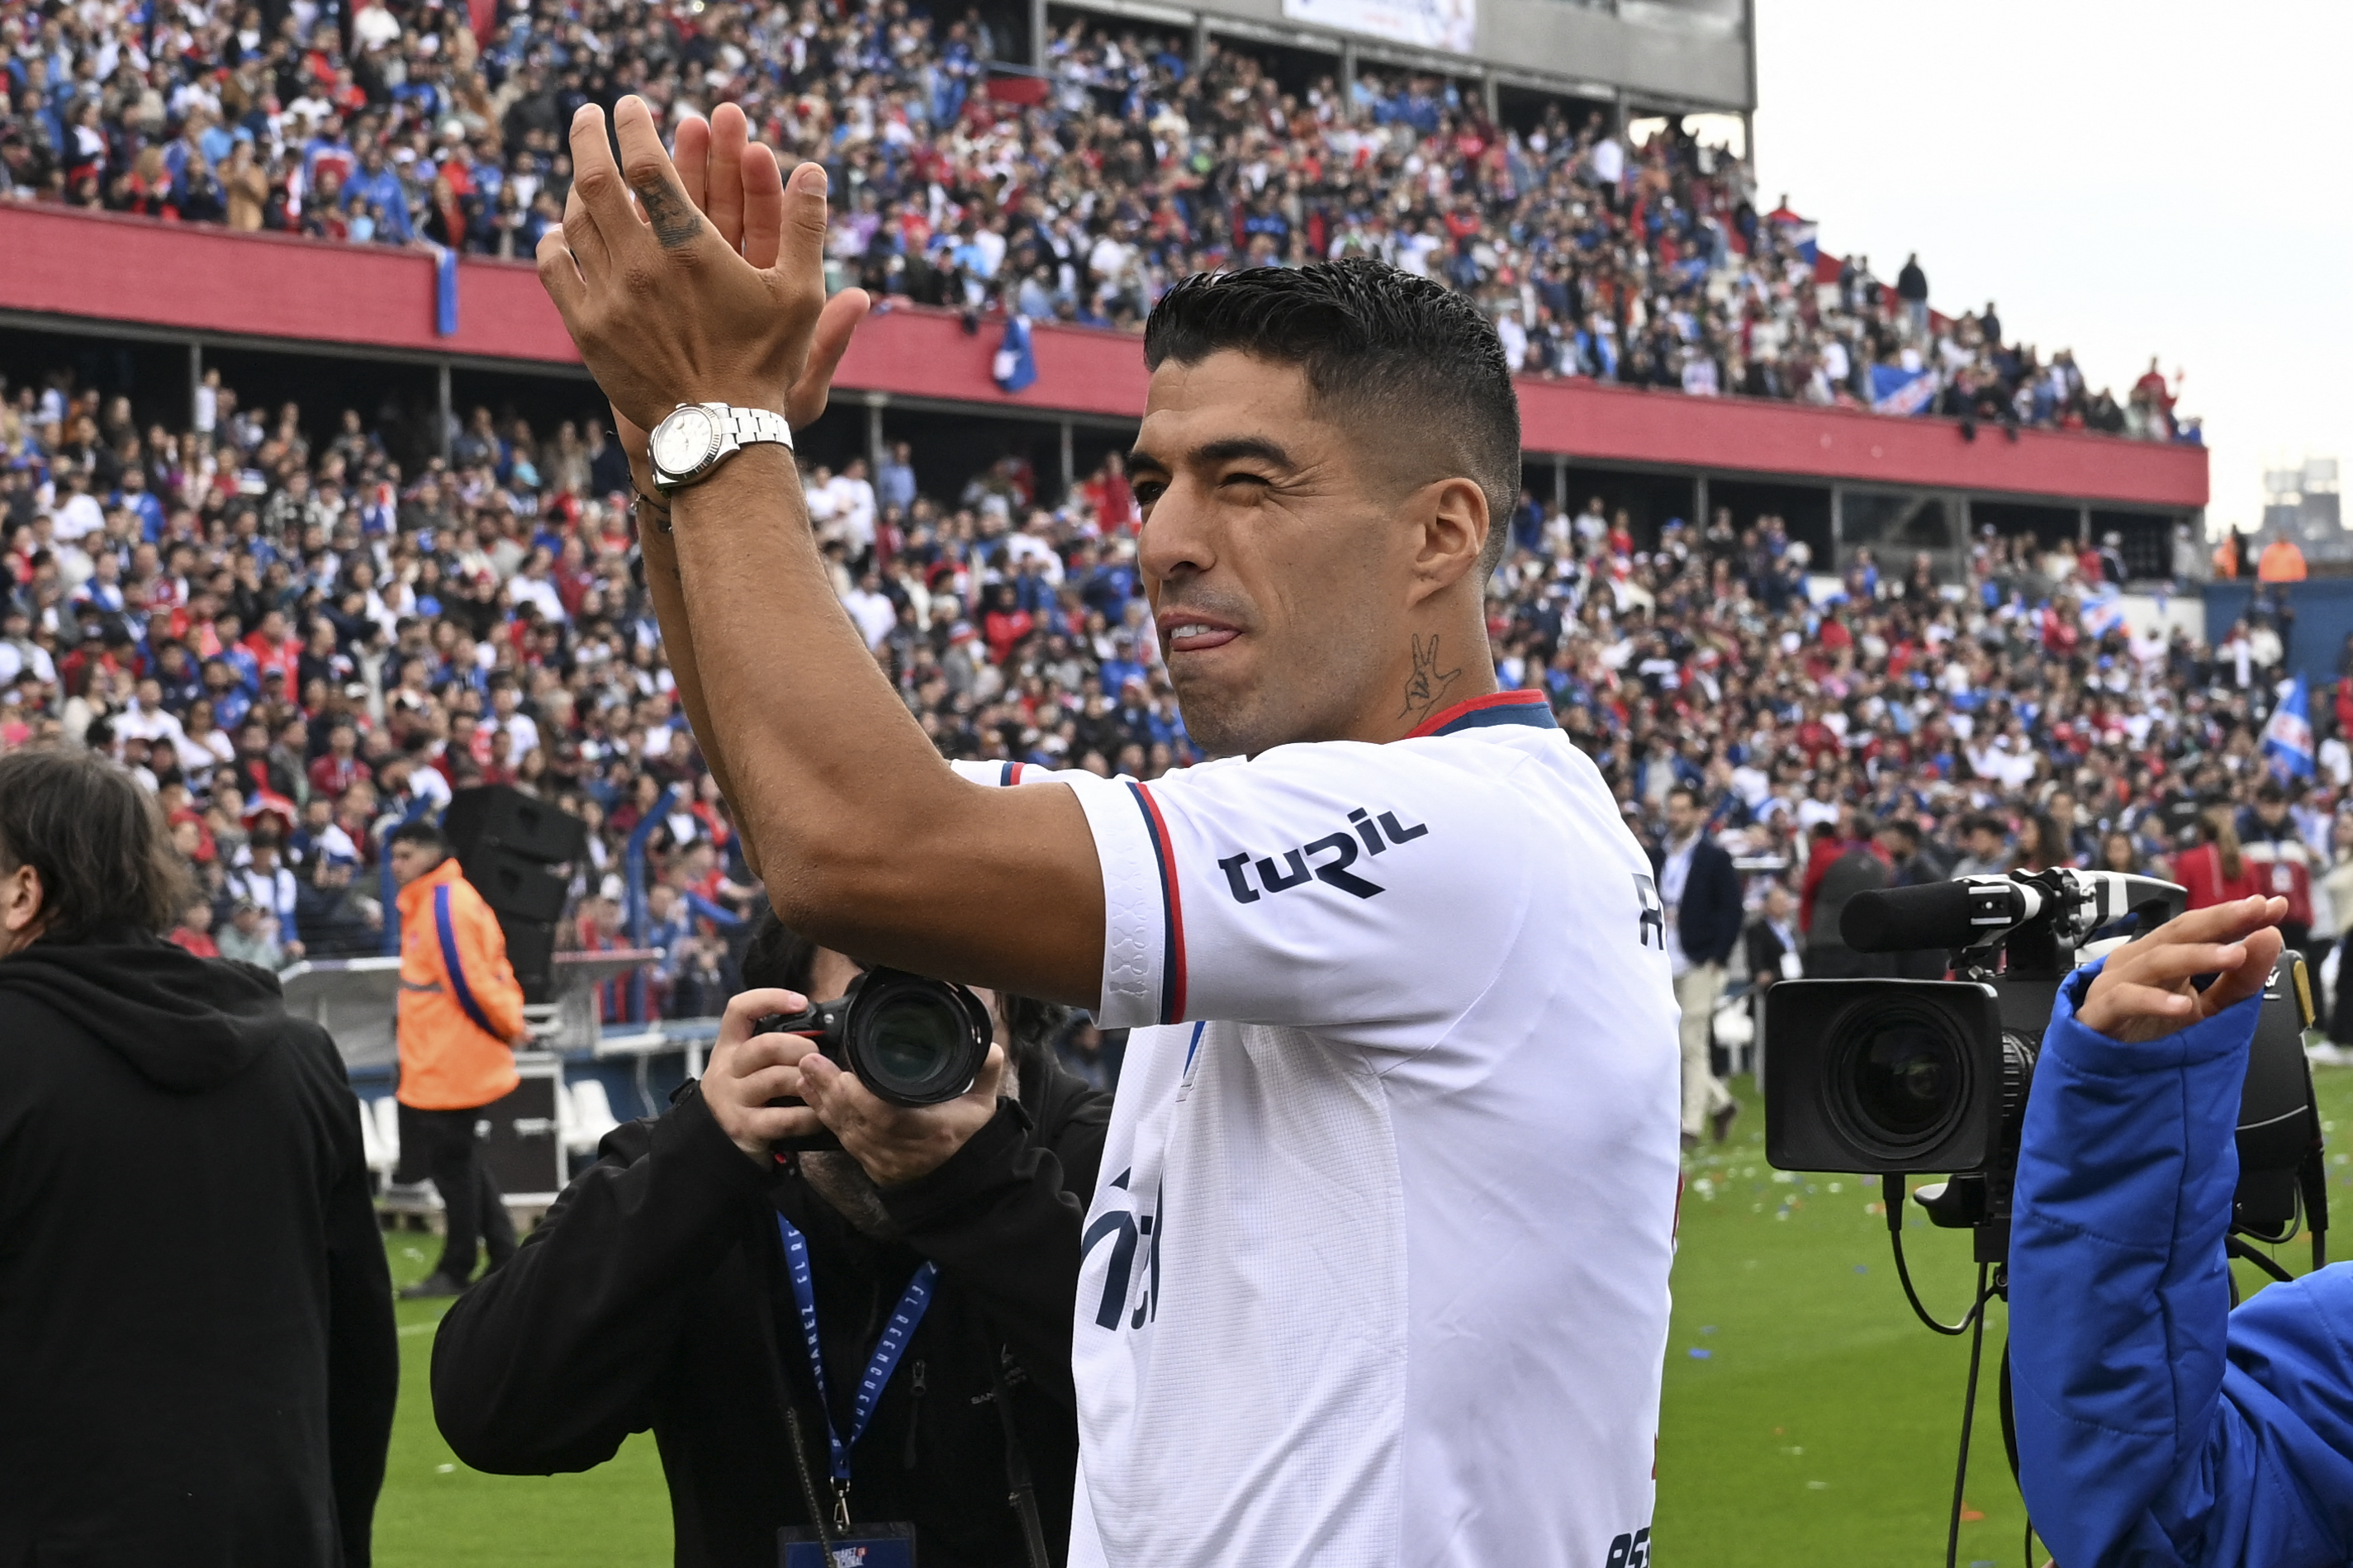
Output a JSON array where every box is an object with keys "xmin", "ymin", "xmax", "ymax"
[{"xmin": 775, "ymin": 1213, "xmax": 937, "ymax": 1528}]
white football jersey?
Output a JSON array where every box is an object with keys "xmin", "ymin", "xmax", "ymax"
[{"xmin": 960, "ymin": 690, "xmax": 1681, "ymax": 1567}]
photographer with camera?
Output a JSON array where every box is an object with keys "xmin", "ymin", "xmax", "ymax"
[
  {"xmin": 2010, "ymin": 894, "xmax": 2353, "ymax": 1566},
  {"xmin": 431, "ymin": 911, "xmax": 1109, "ymax": 1566}
]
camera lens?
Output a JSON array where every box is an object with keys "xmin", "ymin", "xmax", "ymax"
[
  {"xmin": 842, "ymin": 970, "xmax": 991, "ymax": 1106},
  {"xmin": 865, "ymin": 992, "xmax": 965, "ymax": 1095},
  {"xmin": 1829, "ymin": 1006, "xmax": 1970, "ymax": 1160},
  {"xmin": 1853, "ymin": 1026, "xmax": 1957, "ymax": 1136}
]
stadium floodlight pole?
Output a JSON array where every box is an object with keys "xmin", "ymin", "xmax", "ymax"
[{"xmin": 1741, "ymin": 0, "xmax": 1758, "ymax": 161}]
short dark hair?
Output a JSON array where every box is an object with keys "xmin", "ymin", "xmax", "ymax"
[
  {"xmin": 387, "ymin": 821, "xmax": 451, "ymax": 858},
  {"xmin": 0, "ymin": 747, "xmax": 190, "ymax": 942},
  {"xmin": 1143, "ymin": 261, "xmax": 1522, "ymax": 575},
  {"xmin": 1665, "ymin": 784, "xmax": 1701, "ymax": 810}
]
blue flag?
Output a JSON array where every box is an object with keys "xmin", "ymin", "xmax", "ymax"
[
  {"xmin": 2262, "ymin": 675, "xmax": 2315, "ymax": 780},
  {"xmin": 1870, "ymin": 363, "xmax": 1936, "ymax": 416},
  {"xmin": 434, "ymin": 245, "xmax": 460, "ymax": 337},
  {"xmin": 992, "ymin": 313, "xmax": 1037, "ymax": 394}
]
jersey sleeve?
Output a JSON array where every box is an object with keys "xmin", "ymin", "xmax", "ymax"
[
  {"xmin": 948, "ymin": 760, "xmax": 1055, "ymax": 789},
  {"xmin": 1052, "ymin": 745, "xmax": 1533, "ymax": 1040}
]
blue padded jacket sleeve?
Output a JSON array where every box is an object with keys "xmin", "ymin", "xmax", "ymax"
[{"xmin": 2010, "ymin": 959, "xmax": 2353, "ymax": 1568}]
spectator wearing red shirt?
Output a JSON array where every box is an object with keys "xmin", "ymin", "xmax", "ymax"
[
  {"xmin": 433, "ymin": 713, "xmax": 482, "ymax": 793},
  {"xmin": 2175, "ymin": 806, "xmax": 2269, "ymax": 911},
  {"xmin": 167, "ymin": 898, "xmax": 221, "ymax": 958},
  {"xmin": 243, "ymin": 609, "xmax": 303, "ymax": 689},
  {"xmin": 981, "ymin": 583, "xmax": 1033, "ymax": 666},
  {"xmin": 572, "ymin": 891, "xmax": 633, "ymax": 1024},
  {"xmin": 1081, "ymin": 452, "xmax": 1140, "ymax": 534},
  {"xmin": 308, "ymin": 720, "xmax": 372, "ymax": 800}
]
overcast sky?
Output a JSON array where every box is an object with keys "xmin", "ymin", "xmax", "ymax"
[{"xmin": 1748, "ymin": 0, "xmax": 2352, "ymax": 533}]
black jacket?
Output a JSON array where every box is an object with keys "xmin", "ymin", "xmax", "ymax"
[
  {"xmin": 432, "ymin": 1054, "xmax": 1110, "ymax": 1568},
  {"xmin": 0, "ymin": 932, "xmax": 398, "ymax": 1567},
  {"xmin": 1743, "ymin": 915, "xmax": 1796, "ymax": 988},
  {"xmin": 1651, "ymin": 833, "xmax": 1744, "ymax": 967}
]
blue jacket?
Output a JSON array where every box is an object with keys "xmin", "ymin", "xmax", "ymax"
[
  {"xmin": 2010, "ymin": 961, "xmax": 2353, "ymax": 1567},
  {"xmin": 1648, "ymin": 833, "xmax": 1743, "ymax": 967}
]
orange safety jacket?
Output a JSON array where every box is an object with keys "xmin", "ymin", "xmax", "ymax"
[
  {"xmin": 2258, "ymin": 538, "xmax": 2309, "ymax": 583},
  {"xmin": 394, "ymin": 856, "xmax": 524, "ymax": 1111}
]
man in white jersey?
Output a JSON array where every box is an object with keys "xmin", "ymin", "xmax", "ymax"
[{"xmin": 534, "ymin": 96, "xmax": 1681, "ymax": 1566}]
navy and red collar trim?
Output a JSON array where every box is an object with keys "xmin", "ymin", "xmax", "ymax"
[{"xmin": 1403, "ymin": 689, "xmax": 1554, "ymax": 739}]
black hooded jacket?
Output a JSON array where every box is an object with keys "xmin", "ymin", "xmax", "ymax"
[
  {"xmin": 0, "ymin": 931, "xmax": 399, "ymax": 1567},
  {"xmin": 431, "ymin": 1055, "xmax": 1109, "ymax": 1568}
]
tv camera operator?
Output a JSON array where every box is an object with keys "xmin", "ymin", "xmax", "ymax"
[
  {"xmin": 2011, "ymin": 894, "xmax": 2353, "ymax": 1566},
  {"xmin": 1767, "ymin": 865, "xmax": 2350, "ymax": 1566},
  {"xmin": 431, "ymin": 909, "xmax": 1111, "ymax": 1567},
  {"xmin": 0, "ymin": 746, "xmax": 397, "ymax": 1566}
]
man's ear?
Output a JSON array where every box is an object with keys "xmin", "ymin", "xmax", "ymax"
[
  {"xmin": 0, "ymin": 860, "xmax": 45, "ymax": 936},
  {"xmin": 1406, "ymin": 476, "xmax": 1489, "ymax": 607}
]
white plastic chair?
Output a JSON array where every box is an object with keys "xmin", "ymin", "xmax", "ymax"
[
  {"xmin": 370, "ymin": 1095, "xmax": 402, "ymax": 1177},
  {"xmin": 564, "ymin": 1078, "xmax": 621, "ymax": 1158},
  {"xmin": 359, "ymin": 1097, "xmax": 387, "ymax": 1175}
]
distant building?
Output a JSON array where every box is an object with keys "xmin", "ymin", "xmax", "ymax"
[{"xmin": 2263, "ymin": 459, "xmax": 2344, "ymax": 561}]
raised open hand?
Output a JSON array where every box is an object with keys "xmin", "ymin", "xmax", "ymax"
[
  {"xmin": 538, "ymin": 95, "xmax": 870, "ymax": 441},
  {"xmin": 589, "ymin": 102, "xmax": 871, "ymax": 490},
  {"xmin": 2075, "ymin": 894, "xmax": 2289, "ymax": 1044}
]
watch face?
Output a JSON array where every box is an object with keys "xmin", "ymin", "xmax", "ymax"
[{"xmin": 652, "ymin": 407, "xmax": 717, "ymax": 476}]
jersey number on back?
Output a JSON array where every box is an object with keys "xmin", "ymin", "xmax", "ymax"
[{"xmin": 1602, "ymin": 1528, "xmax": 1650, "ymax": 1568}]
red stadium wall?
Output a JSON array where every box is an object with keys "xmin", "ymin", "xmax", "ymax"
[{"xmin": 4, "ymin": 205, "xmax": 2207, "ymax": 510}]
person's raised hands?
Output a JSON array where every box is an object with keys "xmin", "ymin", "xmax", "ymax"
[
  {"xmin": 590, "ymin": 102, "xmax": 871, "ymax": 490},
  {"xmin": 798, "ymin": 1039, "xmax": 1008, "ymax": 1187},
  {"xmin": 538, "ymin": 95, "xmax": 868, "ymax": 440},
  {"xmin": 2075, "ymin": 894, "xmax": 2289, "ymax": 1044},
  {"xmin": 703, "ymin": 986, "xmax": 824, "ymax": 1165}
]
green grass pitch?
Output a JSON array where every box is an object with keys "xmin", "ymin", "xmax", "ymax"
[{"xmin": 375, "ymin": 1067, "xmax": 2353, "ymax": 1566}]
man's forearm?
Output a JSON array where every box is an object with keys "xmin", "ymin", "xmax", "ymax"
[
  {"xmin": 667, "ymin": 443, "xmax": 947, "ymax": 854},
  {"xmin": 636, "ymin": 508, "xmax": 758, "ymax": 874},
  {"xmin": 661, "ymin": 447, "xmax": 1105, "ymax": 999}
]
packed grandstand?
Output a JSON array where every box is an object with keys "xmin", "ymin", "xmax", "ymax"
[
  {"xmin": 0, "ymin": 343, "xmax": 2320, "ymax": 1034},
  {"xmin": 4, "ymin": 0, "xmax": 2196, "ymax": 438},
  {"xmin": 5, "ymin": 0, "xmax": 2303, "ymax": 1062}
]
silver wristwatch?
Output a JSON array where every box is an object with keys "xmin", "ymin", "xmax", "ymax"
[{"xmin": 647, "ymin": 402, "xmax": 795, "ymax": 495}]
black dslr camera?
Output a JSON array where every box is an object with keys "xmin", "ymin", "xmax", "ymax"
[
  {"xmin": 754, "ymin": 968, "xmax": 994, "ymax": 1144},
  {"xmin": 1765, "ymin": 869, "xmax": 2327, "ymax": 1266}
]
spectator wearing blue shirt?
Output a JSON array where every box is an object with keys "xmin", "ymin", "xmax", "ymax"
[
  {"xmin": 340, "ymin": 144, "xmax": 412, "ymax": 244},
  {"xmin": 1096, "ymin": 629, "xmax": 1147, "ymax": 700},
  {"xmin": 876, "ymin": 439, "xmax": 918, "ymax": 514},
  {"xmin": 113, "ymin": 467, "xmax": 164, "ymax": 542},
  {"xmin": 1078, "ymin": 549, "xmax": 1136, "ymax": 623},
  {"xmin": 641, "ymin": 882, "xmax": 695, "ymax": 964}
]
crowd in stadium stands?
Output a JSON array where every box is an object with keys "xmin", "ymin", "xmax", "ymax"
[
  {"xmin": 1, "ymin": 352, "xmax": 2331, "ymax": 1076},
  {"xmin": 2, "ymin": 0, "xmax": 2193, "ymax": 439}
]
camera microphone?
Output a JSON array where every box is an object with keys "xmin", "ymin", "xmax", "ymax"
[
  {"xmin": 1841, "ymin": 878, "xmax": 2038, "ymax": 954},
  {"xmin": 1840, "ymin": 870, "xmax": 2187, "ymax": 954}
]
